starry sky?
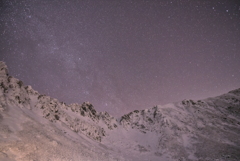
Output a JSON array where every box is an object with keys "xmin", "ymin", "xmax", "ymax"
[{"xmin": 0, "ymin": 0, "xmax": 240, "ymax": 117}]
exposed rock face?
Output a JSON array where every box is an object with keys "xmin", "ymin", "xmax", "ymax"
[
  {"xmin": 119, "ymin": 91, "xmax": 240, "ymax": 160},
  {"xmin": 0, "ymin": 61, "xmax": 240, "ymax": 161},
  {"xmin": 0, "ymin": 61, "xmax": 118, "ymax": 142}
]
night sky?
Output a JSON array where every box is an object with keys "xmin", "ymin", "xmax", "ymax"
[{"xmin": 1, "ymin": 0, "xmax": 240, "ymax": 117}]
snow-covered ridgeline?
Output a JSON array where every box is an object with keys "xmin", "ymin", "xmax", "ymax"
[
  {"xmin": 1, "ymin": 61, "xmax": 240, "ymax": 161},
  {"xmin": 0, "ymin": 61, "xmax": 118, "ymax": 142}
]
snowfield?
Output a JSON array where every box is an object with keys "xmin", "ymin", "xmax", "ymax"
[{"xmin": 0, "ymin": 61, "xmax": 240, "ymax": 161}]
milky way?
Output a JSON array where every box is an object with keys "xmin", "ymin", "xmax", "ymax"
[{"xmin": 1, "ymin": 0, "xmax": 240, "ymax": 116}]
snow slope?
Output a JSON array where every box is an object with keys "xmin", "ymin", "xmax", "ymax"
[{"xmin": 0, "ymin": 61, "xmax": 239, "ymax": 161}]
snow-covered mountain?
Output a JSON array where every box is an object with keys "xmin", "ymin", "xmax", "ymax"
[{"xmin": 0, "ymin": 61, "xmax": 239, "ymax": 161}]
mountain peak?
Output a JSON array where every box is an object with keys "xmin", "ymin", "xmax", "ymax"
[
  {"xmin": 228, "ymin": 88, "xmax": 240, "ymax": 96},
  {"xmin": 0, "ymin": 61, "xmax": 240, "ymax": 161},
  {"xmin": 0, "ymin": 61, "xmax": 8, "ymax": 77}
]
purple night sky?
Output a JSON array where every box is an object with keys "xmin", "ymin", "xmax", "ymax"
[{"xmin": 1, "ymin": 0, "xmax": 240, "ymax": 117}]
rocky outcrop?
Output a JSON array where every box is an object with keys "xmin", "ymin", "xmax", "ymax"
[
  {"xmin": 1, "ymin": 61, "xmax": 240, "ymax": 161},
  {"xmin": 0, "ymin": 61, "xmax": 117, "ymax": 142},
  {"xmin": 119, "ymin": 91, "xmax": 240, "ymax": 160}
]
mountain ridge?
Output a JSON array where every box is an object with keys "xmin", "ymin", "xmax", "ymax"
[
  {"xmin": 0, "ymin": 61, "xmax": 240, "ymax": 161},
  {"xmin": 0, "ymin": 61, "xmax": 119, "ymax": 142}
]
